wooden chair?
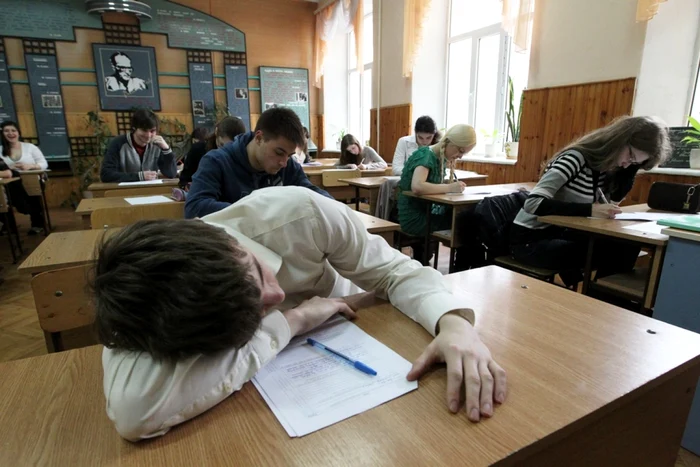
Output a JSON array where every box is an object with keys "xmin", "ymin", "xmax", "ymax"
[
  {"xmin": 104, "ymin": 186, "xmax": 173, "ymax": 197},
  {"xmin": 494, "ymin": 256, "xmax": 558, "ymax": 283},
  {"xmin": 31, "ymin": 264, "xmax": 96, "ymax": 352},
  {"xmin": 19, "ymin": 172, "xmax": 51, "ymax": 235},
  {"xmin": 91, "ymin": 202, "xmax": 185, "ymax": 229},
  {"xmin": 321, "ymin": 169, "xmax": 361, "ymax": 187}
]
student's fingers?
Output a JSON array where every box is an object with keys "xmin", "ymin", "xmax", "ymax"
[
  {"xmin": 406, "ymin": 343, "xmax": 438, "ymax": 382},
  {"xmin": 478, "ymin": 361, "xmax": 494, "ymax": 418},
  {"xmin": 341, "ymin": 291, "xmax": 376, "ymax": 311},
  {"xmin": 464, "ymin": 358, "xmax": 481, "ymax": 422},
  {"xmin": 443, "ymin": 349, "xmax": 464, "ymax": 413},
  {"xmin": 333, "ymin": 300, "xmax": 357, "ymax": 320},
  {"xmin": 489, "ymin": 360, "xmax": 507, "ymax": 404}
]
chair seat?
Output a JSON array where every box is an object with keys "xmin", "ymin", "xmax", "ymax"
[{"xmin": 494, "ymin": 256, "xmax": 558, "ymax": 279}]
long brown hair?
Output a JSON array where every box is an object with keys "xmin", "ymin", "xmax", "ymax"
[
  {"xmin": 339, "ymin": 134, "xmax": 362, "ymax": 165},
  {"xmin": 546, "ymin": 116, "xmax": 671, "ymax": 173},
  {"xmin": 0, "ymin": 121, "xmax": 21, "ymax": 158},
  {"xmin": 206, "ymin": 116, "xmax": 246, "ymax": 151}
]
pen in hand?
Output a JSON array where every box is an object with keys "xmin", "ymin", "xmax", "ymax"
[{"xmin": 307, "ymin": 338, "xmax": 377, "ymax": 376}]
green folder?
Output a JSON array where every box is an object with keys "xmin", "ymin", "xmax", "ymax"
[{"xmin": 657, "ymin": 215, "xmax": 700, "ymax": 233}]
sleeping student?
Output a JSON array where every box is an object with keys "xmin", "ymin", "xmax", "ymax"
[{"xmin": 509, "ymin": 116, "xmax": 671, "ymax": 287}]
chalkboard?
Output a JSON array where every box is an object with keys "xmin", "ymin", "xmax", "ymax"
[
  {"xmin": 0, "ymin": 0, "xmax": 101, "ymax": 41},
  {"xmin": 25, "ymin": 54, "xmax": 70, "ymax": 161},
  {"xmin": 188, "ymin": 63, "xmax": 215, "ymax": 130},
  {"xmin": 141, "ymin": 0, "xmax": 245, "ymax": 52},
  {"xmin": 259, "ymin": 67, "xmax": 310, "ymax": 131},
  {"xmin": 661, "ymin": 127, "xmax": 699, "ymax": 169},
  {"xmin": 225, "ymin": 65, "xmax": 251, "ymax": 131},
  {"xmin": 0, "ymin": 54, "xmax": 18, "ymax": 124}
]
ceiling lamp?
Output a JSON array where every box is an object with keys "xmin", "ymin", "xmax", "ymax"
[{"xmin": 85, "ymin": 0, "xmax": 153, "ymax": 20}]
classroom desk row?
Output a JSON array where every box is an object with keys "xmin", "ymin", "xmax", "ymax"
[{"xmin": 1, "ymin": 266, "xmax": 699, "ymax": 465}]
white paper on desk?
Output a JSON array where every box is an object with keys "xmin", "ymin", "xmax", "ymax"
[
  {"xmin": 461, "ymin": 186, "xmax": 519, "ymax": 196},
  {"xmin": 252, "ymin": 316, "xmax": 417, "ymax": 437},
  {"xmin": 117, "ymin": 180, "xmax": 164, "ymax": 186},
  {"xmin": 124, "ymin": 195, "xmax": 174, "ymax": 205},
  {"xmin": 614, "ymin": 212, "xmax": 692, "ymax": 221},
  {"xmin": 622, "ymin": 222, "xmax": 667, "ymax": 235}
]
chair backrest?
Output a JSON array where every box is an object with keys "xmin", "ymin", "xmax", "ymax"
[
  {"xmin": 375, "ymin": 177, "xmax": 401, "ymax": 220},
  {"xmin": 322, "ymin": 169, "xmax": 360, "ymax": 187},
  {"xmin": 32, "ymin": 264, "xmax": 95, "ymax": 335},
  {"xmin": 91, "ymin": 202, "xmax": 185, "ymax": 228},
  {"xmin": 104, "ymin": 186, "xmax": 173, "ymax": 197},
  {"xmin": 19, "ymin": 173, "xmax": 43, "ymax": 196}
]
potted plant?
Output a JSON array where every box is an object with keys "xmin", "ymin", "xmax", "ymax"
[
  {"xmin": 70, "ymin": 111, "xmax": 112, "ymax": 204},
  {"xmin": 481, "ymin": 129, "xmax": 499, "ymax": 158},
  {"xmin": 505, "ymin": 76, "xmax": 524, "ymax": 159},
  {"xmin": 335, "ymin": 128, "xmax": 346, "ymax": 150},
  {"xmin": 158, "ymin": 116, "xmax": 189, "ymax": 163},
  {"xmin": 682, "ymin": 116, "xmax": 700, "ymax": 169}
]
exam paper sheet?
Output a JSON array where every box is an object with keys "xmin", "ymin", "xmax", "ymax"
[
  {"xmin": 117, "ymin": 180, "xmax": 165, "ymax": 186},
  {"xmin": 614, "ymin": 212, "xmax": 692, "ymax": 221},
  {"xmin": 622, "ymin": 222, "xmax": 667, "ymax": 235},
  {"xmin": 252, "ymin": 317, "xmax": 417, "ymax": 437},
  {"xmin": 124, "ymin": 195, "xmax": 174, "ymax": 205}
]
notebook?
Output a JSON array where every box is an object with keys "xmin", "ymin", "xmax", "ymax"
[{"xmin": 657, "ymin": 215, "xmax": 700, "ymax": 233}]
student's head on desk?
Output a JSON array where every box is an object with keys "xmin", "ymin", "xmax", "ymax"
[
  {"xmin": 248, "ymin": 107, "xmax": 306, "ymax": 175},
  {"xmin": 91, "ymin": 219, "xmax": 285, "ymax": 361}
]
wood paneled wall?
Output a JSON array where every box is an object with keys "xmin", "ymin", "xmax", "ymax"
[
  {"xmin": 369, "ymin": 104, "xmax": 412, "ymax": 162},
  {"xmin": 456, "ymin": 78, "xmax": 637, "ymax": 184}
]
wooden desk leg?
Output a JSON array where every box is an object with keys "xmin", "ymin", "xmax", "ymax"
[
  {"xmin": 368, "ymin": 188, "xmax": 379, "ymax": 216},
  {"xmin": 81, "ymin": 216, "xmax": 91, "ymax": 230},
  {"xmin": 581, "ymin": 236, "xmax": 595, "ymax": 295},
  {"xmin": 3, "ymin": 212, "xmax": 19, "ymax": 263},
  {"xmin": 5, "ymin": 186, "xmax": 23, "ymax": 258},
  {"xmin": 43, "ymin": 331, "xmax": 63, "ymax": 353},
  {"xmin": 643, "ymin": 245, "xmax": 666, "ymax": 313},
  {"xmin": 354, "ymin": 186, "xmax": 360, "ymax": 211}
]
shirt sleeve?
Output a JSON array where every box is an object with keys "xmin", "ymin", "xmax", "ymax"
[
  {"xmin": 392, "ymin": 139, "xmax": 407, "ymax": 176},
  {"xmin": 184, "ymin": 154, "xmax": 232, "ymax": 218},
  {"xmin": 29, "ymin": 144, "xmax": 48, "ymax": 170},
  {"xmin": 362, "ymin": 147, "xmax": 387, "ymax": 169},
  {"xmin": 158, "ymin": 147, "xmax": 177, "ymax": 179},
  {"xmin": 103, "ymin": 310, "xmax": 292, "ymax": 441},
  {"xmin": 308, "ymin": 194, "xmax": 474, "ymax": 335},
  {"xmin": 523, "ymin": 152, "xmax": 593, "ymax": 217}
]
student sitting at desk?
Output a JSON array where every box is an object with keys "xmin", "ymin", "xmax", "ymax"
[
  {"xmin": 335, "ymin": 134, "xmax": 387, "ymax": 170},
  {"xmin": 398, "ymin": 124, "xmax": 477, "ymax": 264},
  {"xmin": 509, "ymin": 116, "xmax": 671, "ymax": 287},
  {"xmin": 392, "ymin": 116, "xmax": 441, "ymax": 176},
  {"xmin": 291, "ymin": 126, "xmax": 312, "ymax": 165},
  {"xmin": 100, "ymin": 108, "xmax": 177, "ymax": 183},
  {"xmin": 93, "ymin": 187, "xmax": 506, "ymax": 441},
  {"xmin": 179, "ymin": 117, "xmax": 246, "ymax": 189},
  {"xmin": 185, "ymin": 108, "xmax": 331, "ymax": 219},
  {"xmin": 0, "ymin": 121, "xmax": 48, "ymax": 234}
]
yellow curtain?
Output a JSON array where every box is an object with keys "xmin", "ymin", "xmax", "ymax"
[
  {"xmin": 502, "ymin": 0, "xmax": 535, "ymax": 52},
  {"xmin": 402, "ymin": 0, "xmax": 432, "ymax": 78},
  {"xmin": 351, "ymin": 0, "xmax": 364, "ymax": 74},
  {"xmin": 314, "ymin": 5, "xmax": 335, "ymax": 87},
  {"xmin": 636, "ymin": 0, "xmax": 668, "ymax": 21}
]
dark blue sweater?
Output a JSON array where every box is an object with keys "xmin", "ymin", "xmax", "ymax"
[{"xmin": 185, "ymin": 132, "xmax": 332, "ymax": 218}]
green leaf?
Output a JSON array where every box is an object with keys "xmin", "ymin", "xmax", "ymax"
[{"xmin": 688, "ymin": 116, "xmax": 700, "ymax": 132}]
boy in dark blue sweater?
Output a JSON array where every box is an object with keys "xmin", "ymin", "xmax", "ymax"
[{"xmin": 185, "ymin": 108, "xmax": 331, "ymax": 218}]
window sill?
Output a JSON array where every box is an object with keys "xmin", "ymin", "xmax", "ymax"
[
  {"xmin": 642, "ymin": 167, "xmax": 700, "ymax": 177},
  {"xmin": 321, "ymin": 148, "xmax": 341, "ymax": 154},
  {"xmin": 460, "ymin": 155, "xmax": 517, "ymax": 165}
]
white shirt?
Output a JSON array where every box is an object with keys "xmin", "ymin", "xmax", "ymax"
[
  {"xmin": 103, "ymin": 186, "xmax": 473, "ymax": 441},
  {"xmin": 0, "ymin": 142, "xmax": 48, "ymax": 170},
  {"xmin": 392, "ymin": 135, "xmax": 420, "ymax": 176}
]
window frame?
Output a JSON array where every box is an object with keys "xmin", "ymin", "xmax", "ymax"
[{"xmin": 347, "ymin": 10, "xmax": 373, "ymax": 145}]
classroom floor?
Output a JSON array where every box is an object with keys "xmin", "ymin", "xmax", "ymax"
[{"xmin": 0, "ymin": 207, "xmax": 698, "ymax": 466}]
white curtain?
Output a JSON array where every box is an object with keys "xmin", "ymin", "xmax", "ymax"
[
  {"xmin": 314, "ymin": 0, "xmax": 363, "ymax": 87},
  {"xmin": 501, "ymin": 0, "xmax": 535, "ymax": 52}
]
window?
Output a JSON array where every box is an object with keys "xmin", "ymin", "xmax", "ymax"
[
  {"xmin": 691, "ymin": 64, "xmax": 700, "ymax": 122},
  {"xmin": 445, "ymin": 0, "xmax": 529, "ymax": 154},
  {"xmin": 347, "ymin": 0, "xmax": 373, "ymax": 145}
]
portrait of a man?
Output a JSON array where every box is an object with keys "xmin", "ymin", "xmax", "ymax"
[{"xmin": 105, "ymin": 52, "xmax": 148, "ymax": 94}]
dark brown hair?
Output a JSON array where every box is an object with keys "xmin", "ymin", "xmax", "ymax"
[
  {"xmin": 206, "ymin": 116, "xmax": 246, "ymax": 151},
  {"xmin": 0, "ymin": 121, "xmax": 21, "ymax": 159},
  {"xmin": 131, "ymin": 108, "xmax": 159, "ymax": 131},
  {"xmin": 254, "ymin": 107, "xmax": 305, "ymax": 148},
  {"xmin": 91, "ymin": 219, "xmax": 262, "ymax": 361},
  {"xmin": 339, "ymin": 134, "xmax": 362, "ymax": 165}
]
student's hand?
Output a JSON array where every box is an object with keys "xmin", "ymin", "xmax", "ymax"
[
  {"xmin": 407, "ymin": 313, "xmax": 506, "ymax": 422},
  {"xmin": 283, "ymin": 297, "xmax": 358, "ymax": 336},
  {"xmin": 357, "ymin": 163, "xmax": 367, "ymax": 170},
  {"xmin": 346, "ymin": 164, "xmax": 358, "ymax": 170},
  {"xmin": 143, "ymin": 171, "xmax": 158, "ymax": 180},
  {"xmin": 447, "ymin": 181, "xmax": 466, "ymax": 193},
  {"xmin": 151, "ymin": 135, "xmax": 170, "ymax": 151},
  {"xmin": 591, "ymin": 203, "xmax": 622, "ymax": 219},
  {"xmin": 14, "ymin": 163, "xmax": 32, "ymax": 171}
]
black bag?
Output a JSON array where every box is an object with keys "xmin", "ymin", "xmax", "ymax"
[{"xmin": 647, "ymin": 182, "xmax": 700, "ymax": 213}]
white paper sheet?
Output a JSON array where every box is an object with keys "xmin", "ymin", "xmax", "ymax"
[
  {"xmin": 461, "ymin": 186, "xmax": 520, "ymax": 196},
  {"xmin": 252, "ymin": 316, "xmax": 417, "ymax": 437},
  {"xmin": 622, "ymin": 222, "xmax": 667, "ymax": 235},
  {"xmin": 615, "ymin": 212, "xmax": 691, "ymax": 221},
  {"xmin": 124, "ymin": 195, "xmax": 174, "ymax": 206},
  {"xmin": 117, "ymin": 180, "xmax": 165, "ymax": 186}
]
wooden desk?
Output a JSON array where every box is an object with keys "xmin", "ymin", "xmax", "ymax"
[
  {"xmin": 0, "ymin": 177, "xmax": 23, "ymax": 262},
  {"xmin": 18, "ymin": 229, "xmax": 119, "ymax": 275},
  {"xmin": 303, "ymin": 164, "xmax": 394, "ymax": 200},
  {"xmin": 352, "ymin": 210, "xmax": 400, "ymax": 244},
  {"xmin": 539, "ymin": 204, "xmax": 671, "ymax": 311},
  {"xmin": 403, "ymin": 182, "xmax": 537, "ymax": 269},
  {"xmin": 1, "ymin": 266, "xmax": 699, "ymax": 465},
  {"xmin": 87, "ymin": 179, "xmax": 179, "ymax": 198},
  {"xmin": 75, "ymin": 196, "xmax": 179, "ymax": 229}
]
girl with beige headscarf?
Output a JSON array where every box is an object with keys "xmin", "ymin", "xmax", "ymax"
[{"xmin": 397, "ymin": 124, "xmax": 477, "ymax": 264}]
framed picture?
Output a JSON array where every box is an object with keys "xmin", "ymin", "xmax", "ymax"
[
  {"xmin": 192, "ymin": 100, "xmax": 205, "ymax": 117},
  {"xmin": 41, "ymin": 94, "xmax": 63, "ymax": 109},
  {"xmin": 235, "ymin": 88, "xmax": 248, "ymax": 100},
  {"xmin": 93, "ymin": 44, "xmax": 161, "ymax": 111}
]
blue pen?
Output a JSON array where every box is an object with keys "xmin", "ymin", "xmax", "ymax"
[{"xmin": 306, "ymin": 338, "xmax": 377, "ymax": 376}]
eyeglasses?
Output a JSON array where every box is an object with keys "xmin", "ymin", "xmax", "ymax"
[
  {"xmin": 116, "ymin": 66, "xmax": 133, "ymax": 71},
  {"xmin": 628, "ymin": 145, "xmax": 638, "ymax": 165}
]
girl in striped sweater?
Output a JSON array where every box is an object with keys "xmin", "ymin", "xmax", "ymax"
[{"xmin": 510, "ymin": 116, "xmax": 671, "ymax": 286}]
